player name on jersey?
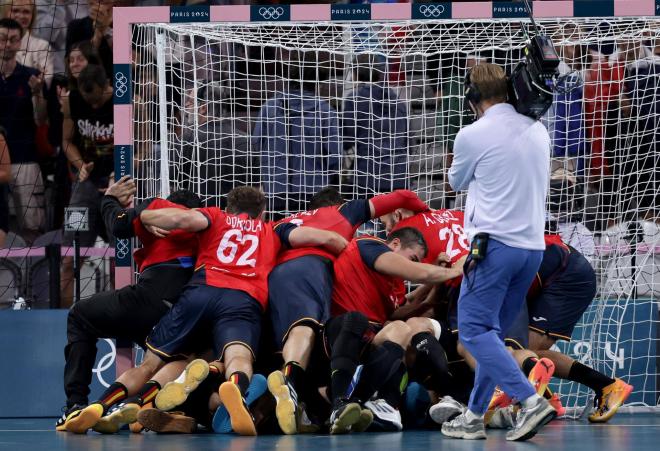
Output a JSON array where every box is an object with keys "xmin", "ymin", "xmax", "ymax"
[{"xmin": 224, "ymin": 215, "xmax": 263, "ymax": 233}]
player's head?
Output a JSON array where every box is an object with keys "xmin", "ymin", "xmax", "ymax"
[
  {"xmin": 464, "ymin": 62, "xmax": 508, "ymax": 116},
  {"xmin": 386, "ymin": 227, "xmax": 428, "ymax": 263},
  {"xmin": 309, "ymin": 187, "xmax": 344, "ymax": 210},
  {"xmin": 380, "ymin": 208, "xmax": 415, "ymax": 234},
  {"xmin": 166, "ymin": 190, "xmax": 202, "ymax": 209},
  {"xmin": 226, "ymin": 186, "xmax": 266, "ymax": 219}
]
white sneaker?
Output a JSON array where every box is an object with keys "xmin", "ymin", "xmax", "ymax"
[
  {"xmin": 506, "ymin": 396, "xmax": 556, "ymax": 441},
  {"xmin": 364, "ymin": 399, "xmax": 403, "ymax": 432},
  {"xmin": 429, "ymin": 395, "xmax": 466, "ymax": 425},
  {"xmin": 487, "ymin": 405, "xmax": 517, "ymax": 429}
]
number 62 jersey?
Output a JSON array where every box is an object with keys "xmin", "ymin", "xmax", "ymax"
[{"xmin": 193, "ymin": 207, "xmax": 295, "ymax": 309}]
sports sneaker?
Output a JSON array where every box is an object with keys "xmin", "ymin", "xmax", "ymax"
[
  {"xmin": 588, "ymin": 379, "xmax": 633, "ymax": 423},
  {"xmin": 129, "ymin": 402, "xmax": 153, "ymax": 434},
  {"xmin": 484, "ymin": 388, "xmax": 512, "ymax": 425},
  {"xmin": 505, "ymin": 396, "xmax": 556, "ymax": 441},
  {"xmin": 329, "ymin": 400, "xmax": 362, "ymax": 435},
  {"xmin": 441, "ymin": 412, "xmax": 487, "ymax": 440},
  {"xmin": 429, "ymin": 395, "xmax": 466, "ymax": 425},
  {"xmin": 218, "ymin": 381, "xmax": 257, "ymax": 436},
  {"xmin": 155, "ymin": 359, "xmax": 209, "ymax": 411},
  {"xmin": 137, "ymin": 408, "xmax": 197, "ymax": 433},
  {"xmin": 352, "ymin": 407, "xmax": 374, "ymax": 433},
  {"xmin": 92, "ymin": 402, "xmax": 140, "ymax": 434},
  {"xmin": 364, "ymin": 399, "xmax": 401, "ymax": 432},
  {"xmin": 65, "ymin": 402, "xmax": 104, "ymax": 434},
  {"xmin": 212, "ymin": 374, "xmax": 267, "ymax": 433},
  {"xmin": 55, "ymin": 404, "xmax": 84, "ymax": 432},
  {"xmin": 528, "ymin": 358, "xmax": 555, "ymax": 396},
  {"xmin": 487, "ymin": 405, "xmax": 518, "ymax": 429},
  {"xmin": 548, "ymin": 393, "xmax": 565, "ymax": 417},
  {"xmin": 267, "ymin": 370, "xmax": 300, "ymax": 435}
]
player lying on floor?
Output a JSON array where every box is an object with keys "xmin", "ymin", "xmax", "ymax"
[
  {"xmin": 265, "ymin": 187, "xmax": 429, "ymax": 435},
  {"xmin": 60, "ymin": 177, "xmax": 202, "ymax": 432},
  {"xmin": 66, "ymin": 186, "xmax": 348, "ymax": 436}
]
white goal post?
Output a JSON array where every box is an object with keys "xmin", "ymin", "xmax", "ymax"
[{"xmin": 113, "ymin": 1, "xmax": 660, "ymax": 414}]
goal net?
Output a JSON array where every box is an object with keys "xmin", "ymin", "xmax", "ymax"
[{"xmin": 130, "ymin": 15, "xmax": 659, "ymax": 415}]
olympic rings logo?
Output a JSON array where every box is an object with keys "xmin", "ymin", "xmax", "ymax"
[
  {"xmin": 92, "ymin": 339, "xmax": 116, "ymax": 388},
  {"xmin": 258, "ymin": 6, "xmax": 284, "ymax": 20},
  {"xmin": 418, "ymin": 4, "xmax": 446, "ymax": 18},
  {"xmin": 115, "ymin": 72, "xmax": 128, "ymax": 98},
  {"xmin": 116, "ymin": 239, "xmax": 130, "ymax": 260}
]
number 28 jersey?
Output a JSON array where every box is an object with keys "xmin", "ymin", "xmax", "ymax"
[
  {"xmin": 392, "ymin": 209, "xmax": 469, "ymax": 287},
  {"xmin": 195, "ymin": 208, "xmax": 294, "ymax": 309}
]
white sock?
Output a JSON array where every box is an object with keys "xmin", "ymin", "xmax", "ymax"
[
  {"xmin": 465, "ymin": 409, "xmax": 484, "ymax": 422},
  {"xmin": 522, "ymin": 393, "xmax": 542, "ymax": 409}
]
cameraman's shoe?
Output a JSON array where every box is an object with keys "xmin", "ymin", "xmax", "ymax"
[{"xmin": 506, "ymin": 396, "xmax": 556, "ymax": 441}]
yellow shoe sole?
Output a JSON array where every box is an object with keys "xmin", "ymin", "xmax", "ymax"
[
  {"xmin": 267, "ymin": 370, "xmax": 297, "ymax": 435},
  {"xmin": 65, "ymin": 404, "xmax": 104, "ymax": 434},
  {"xmin": 156, "ymin": 359, "xmax": 209, "ymax": 411},
  {"xmin": 219, "ymin": 381, "xmax": 256, "ymax": 436},
  {"xmin": 330, "ymin": 403, "xmax": 362, "ymax": 435},
  {"xmin": 93, "ymin": 403, "xmax": 140, "ymax": 434},
  {"xmin": 588, "ymin": 382, "xmax": 633, "ymax": 423}
]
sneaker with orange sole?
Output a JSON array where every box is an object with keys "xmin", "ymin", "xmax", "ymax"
[
  {"xmin": 548, "ymin": 393, "xmax": 565, "ymax": 417},
  {"xmin": 528, "ymin": 358, "xmax": 555, "ymax": 397},
  {"xmin": 92, "ymin": 403, "xmax": 140, "ymax": 434},
  {"xmin": 588, "ymin": 379, "xmax": 633, "ymax": 423},
  {"xmin": 219, "ymin": 381, "xmax": 257, "ymax": 436},
  {"xmin": 484, "ymin": 388, "xmax": 512, "ymax": 425},
  {"xmin": 129, "ymin": 402, "xmax": 153, "ymax": 433},
  {"xmin": 137, "ymin": 408, "xmax": 197, "ymax": 433}
]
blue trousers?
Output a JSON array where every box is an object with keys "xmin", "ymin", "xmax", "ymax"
[{"xmin": 457, "ymin": 239, "xmax": 543, "ymax": 414}]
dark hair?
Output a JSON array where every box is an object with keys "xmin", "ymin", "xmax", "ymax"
[
  {"xmin": 167, "ymin": 190, "xmax": 202, "ymax": 209},
  {"xmin": 309, "ymin": 187, "xmax": 344, "ymax": 209},
  {"xmin": 66, "ymin": 41, "xmax": 102, "ymax": 88},
  {"xmin": 387, "ymin": 227, "xmax": 428, "ymax": 259},
  {"xmin": 0, "ymin": 18, "xmax": 22, "ymax": 33},
  {"xmin": 226, "ymin": 186, "xmax": 266, "ymax": 219},
  {"xmin": 78, "ymin": 64, "xmax": 108, "ymax": 94}
]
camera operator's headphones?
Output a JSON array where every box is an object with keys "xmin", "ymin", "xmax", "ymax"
[{"xmin": 463, "ymin": 69, "xmax": 482, "ymax": 113}]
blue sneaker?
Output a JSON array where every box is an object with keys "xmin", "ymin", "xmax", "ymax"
[{"xmin": 212, "ymin": 374, "xmax": 267, "ymax": 433}]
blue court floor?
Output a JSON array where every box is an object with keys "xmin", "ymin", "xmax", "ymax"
[{"xmin": 1, "ymin": 414, "xmax": 659, "ymax": 451}]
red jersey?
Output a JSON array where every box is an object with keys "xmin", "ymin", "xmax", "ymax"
[
  {"xmin": 331, "ymin": 237, "xmax": 406, "ymax": 324},
  {"xmin": 392, "ymin": 209, "xmax": 469, "ymax": 287},
  {"xmin": 276, "ymin": 200, "xmax": 370, "ymax": 264},
  {"xmin": 132, "ymin": 198, "xmax": 197, "ymax": 272},
  {"xmin": 194, "ymin": 208, "xmax": 291, "ymax": 308}
]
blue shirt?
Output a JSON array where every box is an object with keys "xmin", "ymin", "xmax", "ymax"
[
  {"xmin": 448, "ymin": 103, "xmax": 550, "ymax": 250},
  {"xmin": 252, "ymin": 90, "xmax": 342, "ymax": 197},
  {"xmin": 0, "ymin": 63, "xmax": 39, "ymax": 164}
]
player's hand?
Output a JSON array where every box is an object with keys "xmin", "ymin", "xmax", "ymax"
[
  {"xmin": 78, "ymin": 161, "xmax": 94, "ymax": 182},
  {"xmin": 325, "ymin": 231, "xmax": 349, "ymax": 255},
  {"xmin": 436, "ymin": 252, "xmax": 451, "ymax": 267},
  {"xmin": 105, "ymin": 175, "xmax": 136, "ymax": 206},
  {"xmin": 144, "ymin": 224, "xmax": 170, "ymax": 238}
]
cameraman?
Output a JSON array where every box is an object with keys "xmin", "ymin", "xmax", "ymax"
[{"xmin": 441, "ymin": 63, "xmax": 554, "ymax": 442}]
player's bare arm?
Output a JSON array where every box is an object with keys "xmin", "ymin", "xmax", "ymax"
[
  {"xmin": 140, "ymin": 208, "xmax": 208, "ymax": 232},
  {"xmin": 373, "ymin": 252, "xmax": 463, "ymax": 285},
  {"xmin": 287, "ymin": 226, "xmax": 348, "ymax": 255}
]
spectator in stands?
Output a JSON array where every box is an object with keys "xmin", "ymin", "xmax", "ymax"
[
  {"xmin": 0, "ymin": 127, "xmax": 10, "ymax": 248},
  {"xmin": 32, "ymin": 0, "xmax": 88, "ymax": 75},
  {"xmin": 252, "ymin": 54, "xmax": 341, "ymax": 217},
  {"xmin": 0, "ymin": 18, "xmax": 47, "ymax": 243},
  {"xmin": 60, "ymin": 63, "xmax": 114, "ymax": 307},
  {"xmin": 181, "ymin": 82, "xmax": 255, "ymax": 208},
  {"xmin": 342, "ymin": 54, "xmax": 408, "ymax": 195},
  {"xmin": 5, "ymin": 0, "xmax": 54, "ymax": 86},
  {"xmin": 66, "ymin": 0, "xmax": 113, "ymax": 76}
]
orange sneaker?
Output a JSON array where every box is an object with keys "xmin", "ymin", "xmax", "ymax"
[
  {"xmin": 218, "ymin": 381, "xmax": 257, "ymax": 436},
  {"xmin": 528, "ymin": 358, "xmax": 555, "ymax": 396},
  {"xmin": 588, "ymin": 379, "xmax": 633, "ymax": 423},
  {"xmin": 65, "ymin": 403, "xmax": 104, "ymax": 434},
  {"xmin": 484, "ymin": 388, "xmax": 512, "ymax": 425},
  {"xmin": 548, "ymin": 393, "xmax": 565, "ymax": 417},
  {"xmin": 129, "ymin": 402, "xmax": 153, "ymax": 433}
]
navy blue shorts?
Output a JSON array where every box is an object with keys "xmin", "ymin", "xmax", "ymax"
[
  {"xmin": 528, "ymin": 251, "xmax": 597, "ymax": 341},
  {"xmin": 146, "ymin": 284, "xmax": 262, "ymax": 362},
  {"xmin": 268, "ymin": 255, "xmax": 333, "ymax": 348}
]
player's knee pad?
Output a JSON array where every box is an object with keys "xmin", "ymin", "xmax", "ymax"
[{"xmin": 354, "ymin": 341, "xmax": 406, "ymax": 400}]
